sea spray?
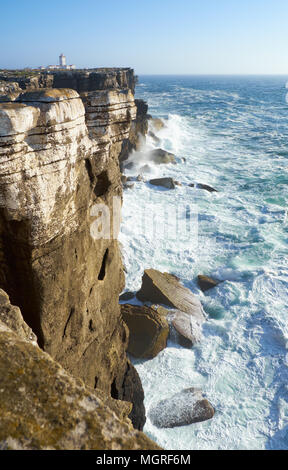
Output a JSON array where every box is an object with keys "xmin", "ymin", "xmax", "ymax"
[{"xmin": 120, "ymin": 75, "xmax": 288, "ymax": 450}]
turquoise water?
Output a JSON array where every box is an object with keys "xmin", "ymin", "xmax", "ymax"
[{"xmin": 119, "ymin": 76, "xmax": 288, "ymax": 450}]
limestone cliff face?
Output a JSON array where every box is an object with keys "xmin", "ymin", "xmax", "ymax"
[
  {"xmin": 0, "ymin": 69, "xmax": 148, "ymax": 435},
  {"xmin": 0, "ymin": 291, "xmax": 159, "ymax": 450}
]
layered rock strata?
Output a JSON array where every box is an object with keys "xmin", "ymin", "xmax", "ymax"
[{"xmin": 0, "ymin": 69, "xmax": 149, "ymax": 435}]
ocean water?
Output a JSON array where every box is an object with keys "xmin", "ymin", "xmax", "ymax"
[{"xmin": 119, "ymin": 76, "xmax": 288, "ymax": 450}]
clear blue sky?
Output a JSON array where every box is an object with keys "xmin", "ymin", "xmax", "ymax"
[{"xmin": 1, "ymin": 0, "xmax": 288, "ymax": 74}]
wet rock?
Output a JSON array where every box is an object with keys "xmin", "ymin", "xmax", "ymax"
[
  {"xmin": 169, "ymin": 310, "xmax": 202, "ymax": 347},
  {"xmin": 148, "ymin": 130, "xmax": 161, "ymax": 145},
  {"xmin": 139, "ymin": 164, "xmax": 152, "ymax": 173},
  {"xmin": 197, "ymin": 275, "xmax": 220, "ymax": 292},
  {"xmin": 149, "ymin": 117, "xmax": 165, "ymax": 131},
  {"xmin": 137, "ymin": 269, "xmax": 205, "ymax": 323},
  {"xmin": 119, "ymin": 291, "xmax": 135, "ymax": 301},
  {"xmin": 148, "ymin": 148, "xmax": 176, "ymax": 165},
  {"xmin": 189, "ymin": 183, "xmax": 218, "ymax": 193},
  {"xmin": 124, "ymin": 182, "xmax": 135, "ymax": 190},
  {"xmin": 121, "ymin": 174, "xmax": 128, "ymax": 184},
  {"xmin": 121, "ymin": 304, "xmax": 169, "ymax": 359},
  {"xmin": 149, "ymin": 388, "xmax": 215, "ymax": 428},
  {"xmin": 120, "ymin": 361, "xmax": 146, "ymax": 431},
  {"xmin": 149, "ymin": 177, "xmax": 176, "ymax": 189},
  {"xmin": 136, "ymin": 174, "xmax": 144, "ymax": 181},
  {"xmin": 151, "ymin": 305, "xmax": 170, "ymax": 317}
]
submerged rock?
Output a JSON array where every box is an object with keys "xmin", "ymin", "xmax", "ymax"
[
  {"xmin": 149, "ymin": 388, "xmax": 215, "ymax": 428},
  {"xmin": 197, "ymin": 275, "xmax": 220, "ymax": 292},
  {"xmin": 136, "ymin": 269, "xmax": 206, "ymax": 322},
  {"xmin": 121, "ymin": 304, "xmax": 169, "ymax": 359},
  {"xmin": 189, "ymin": 183, "xmax": 218, "ymax": 193},
  {"xmin": 149, "ymin": 177, "xmax": 176, "ymax": 189}
]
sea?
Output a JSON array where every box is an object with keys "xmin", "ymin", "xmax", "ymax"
[{"xmin": 119, "ymin": 75, "xmax": 288, "ymax": 450}]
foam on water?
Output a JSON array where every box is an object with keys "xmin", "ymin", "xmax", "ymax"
[{"xmin": 119, "ymin": 76, "xmax": 288, "ymax": 450}]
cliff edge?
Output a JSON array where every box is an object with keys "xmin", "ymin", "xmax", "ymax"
[{"xmin": 0, "ymin": 69, "xmax": 152, "ymax": 448}]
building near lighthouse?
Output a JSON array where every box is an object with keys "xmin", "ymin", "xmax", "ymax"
[
  {"xmin": 59, "ymin": 53, "xmax": 66, "ymax": 67},
  {"xmin": 45, "ymin": 54, "xmax": 76, "ymax": 70}
]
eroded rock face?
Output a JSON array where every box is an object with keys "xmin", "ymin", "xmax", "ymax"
[
  {"xmin": 0, "ymin": 289, "xmax": 37, "ymax": 343},
  {"xmin": 0, "ymin": 294, "xmax": 159, "ymax": 450},
  {"xmin": 0, "ymin": 73, "xmax": 144, "ymax": 424},
  {"xmin": 121, "ymin": 303, "xmax": 169, "ymax": 359},
  {"xmin": 137, "ymin": 269, "xmax": 206, "ymax": 322},
  {"xmin": 149, "ymin": 388, "xmax": 215, "ymax": 428}
]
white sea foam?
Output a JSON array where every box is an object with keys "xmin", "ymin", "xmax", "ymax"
[{"xmin": 120, "ymin": 77, "xmax": 288, "ymax": 450}]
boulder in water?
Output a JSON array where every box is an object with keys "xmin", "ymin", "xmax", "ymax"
[
  {"xmin": 148, "ymin": 130, "xmax": 161, "ymax": 145},
  {"xmin": 150, "ymin": 117, "xmax": 165, "ymax": 131},
  {"xmin": 121, "ymin": 304, "xmax": 169, "ymax": 359},
  {"xmin": 149, "ymin": 177, "xmax": 176, "ymax": 189},
  {"xmin": 149, "ymin": 388, "xmax": 215, "ymax": 428},
  {"xmin": 170, "ymin": 309, "xmax": 202, "ymax": 347},
  {"xmin": 197, "ymin": 275, "xmax": 220, "ymax": 292},
  {"xmin": 147, "ymin": 148, "xmax": 176, "ymax": 165},
  {"xmin": 136, "ymin": 269, "xmax": 205, "ymax": 323},
  {"xmin": 189, "ymin": 183, "xmax": 218, "ymax": 193}
]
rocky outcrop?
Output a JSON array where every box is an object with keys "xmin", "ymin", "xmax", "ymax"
[
  {"xmin": 149, "ymin": 117, "xmax": 165, "ymax": 131},
  {"xmin": 197, "ymin": 274, "xmax": 220, "ymax": 292},
  {"xmin": 114, "ymin": 360, "xmax": 146, "ymax": 431},
  {"xmin": 149, "ymin": 177, "xmax": 176, "ymax": 189},
  {"xmin": 189, "ymin": 183, "xmax": 218, "ymax": 193},
  {"xmin": 147, "ymin": 148, "xmax": 175, "ymax": 165},
  {"xmin": 149, "ymin": 388, "xmax": 215, "ymax": 428},
  {"xmin": 0, "ymin": 292, "xmax": 159, "ymax": 450},
  {"xmin": 0, "ymin": 289, "xmax": 36, "ymax": 343},
  {"xmin": 137, "ymin": 269, "xmax": 206, "ymax": 322},
  {"xmin": 121, "ymin": 304, "xmax": 169, "ymax": 359},
  {"xmin": 169, "ymin": 309, "xmax": 202, "ymax": 347},
  {"xmin": 0, "ymin": 69, "xmax": 148, "ymax": 438}
]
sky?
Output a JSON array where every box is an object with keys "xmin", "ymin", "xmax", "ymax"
[{"xmin": 1, "ymin": 0, "xmax": 288, "ymax": 74}]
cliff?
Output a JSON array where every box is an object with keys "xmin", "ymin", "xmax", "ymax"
[
  {"xmin": 0, "ymin": 69, "xmax": 152, "ymax": 448},
  {"xmin": 0, "ymin": 290, "xmax": 158, "ymax": 450}
]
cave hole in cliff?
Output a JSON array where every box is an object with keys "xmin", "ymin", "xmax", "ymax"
[
  {"xmin": 94, "ymin": 171, "xmax": 111, "ymax": 197},
  {"xmin": 98, "ymin": 249, "xmax": 108, "ymax": 281},
  {"xmin": 111, "ymin": 378, "xmax": 119, "ymax": 400}
]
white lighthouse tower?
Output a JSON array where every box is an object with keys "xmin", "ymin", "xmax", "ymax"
[{"xmin": 59, "ymin": 53, "xmax": 66, "ymax": 67}]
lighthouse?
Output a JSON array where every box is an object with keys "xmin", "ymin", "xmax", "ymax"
[{"xmin": 59, "ymin": 53, "xmax": 66, "ymax": 67}]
